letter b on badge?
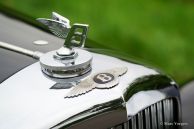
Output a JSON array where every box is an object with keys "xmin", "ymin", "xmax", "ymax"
[{"xmin": 93, "ymin": 73, "xmax": 114, "ymax": 84}]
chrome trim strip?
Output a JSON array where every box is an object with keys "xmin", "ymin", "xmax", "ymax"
[
  {"xmin": 0, "ymin": 41, "xmax": 43, "ymax": 59},
  {"xmin": 145, "ymin": 108, "xmax": 151, "ymax": 129},
  {"xmin": 157, "ymin": 101, "xmax": 163, "ymax": 129}
]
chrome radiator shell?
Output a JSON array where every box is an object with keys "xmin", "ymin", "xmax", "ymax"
[
  {"xmin": 0, "ymin": 51, "xmax": 181, "ymax": 129},
  {"xmin": 110, "ymin": 98, "xmax": 180, "ymax": 129}
]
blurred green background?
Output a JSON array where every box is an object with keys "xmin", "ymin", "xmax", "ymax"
[{"xmin": 0, "ymin": 0, "xmax": 194, "ymax": 85}]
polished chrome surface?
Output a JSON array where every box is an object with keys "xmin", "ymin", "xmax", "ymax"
[
  {"xmin": 145, "ymin": 108, "xmax": 151, "ymax": 129},
  {"xmin": 110, "ymin": 98, "xmax": 179, "ymax": 129},
  {"xmin": 157, "ymin": 101, "xmax": 163, "ymax": 129},
  {"xmin": 37, "ymin": 12, "xmax": 71, "ymax": 39},
  {"xmin": 123, "ymin": 74, "xmax": 180, "ymax": 117},
  {"xmin": 56, "ymin": 47, "xmax": 75, "ymax": 56},
  {"xmin": 53, "ymin": 47, "xmax": 78, "ymax": 63},
  {"xmin": 65, "ymin": 67, "xmax": 127, "ymax": 98},
  {"xmin": 37, "ymin": 12, "xmax": 88, "ymax": 49},
  {"xmin": 64, "ymin": 23, "xmax": 88, "ymax": 48},
  {"xmin": 0, "ymin": 51, "xmax": 161, "ymax": 129},
  {"xmin": 0, "ymin": 12, "xmax": 181, "ymax": 129},
  {"xmin": 0, "ymin": 41, "xmax": 43, "ymax": 59},
  {"xmin": 40, "ymin": 48, "xmax": 92, "ymax": 79},
  {"xmin": 37, "ymin": 12, "xmax": 92, "ymax": 81},
  {"xmin": 0, "ymin": 50, "xmax": 181, "ymax": 129}
]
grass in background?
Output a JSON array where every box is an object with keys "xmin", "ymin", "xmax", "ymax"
[{"xmin": 1, "ymin": 0, "xmax": 194, "ymax": 85}]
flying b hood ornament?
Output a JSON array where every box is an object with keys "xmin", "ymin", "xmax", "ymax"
[
  {"xmin": 37, "ymin": 12, "xmax": 128, "ymax": 91},
  {"xmin": 37, "ymin": 12, "xmax": 91, "ymax": 81},
  {"xmin": 37, "ymin": 12, "xmax": 71, "ymax": 39}
]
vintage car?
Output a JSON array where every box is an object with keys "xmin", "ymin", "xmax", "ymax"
[{"xmin": 0, "ymin": 12, "xmax": 181, "ymax": 129}]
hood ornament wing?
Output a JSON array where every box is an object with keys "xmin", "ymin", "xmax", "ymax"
[
  {"xmin": 37, "ymin": 12, "xmax": 88, "ymax": 48},
  {"xmin": 65, "ymin": 67, "xmax": 128, "ymax": 98},
  {"xmin": 37, "ymin": 12, "xmax": 71, "ymax": 39}
]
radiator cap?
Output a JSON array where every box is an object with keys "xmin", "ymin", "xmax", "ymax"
[{"xmin": 38, "ymin": 12, "xmax": 92, "ymax": 79}]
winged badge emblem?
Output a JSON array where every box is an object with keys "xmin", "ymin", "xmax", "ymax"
[{"xmin": 65, "ymin": 67, "xmax": 128, "ymax": 98}]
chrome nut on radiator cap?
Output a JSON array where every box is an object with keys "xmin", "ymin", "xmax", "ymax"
[{"xmin": 39, "ymin": 48, "xmax": 92, "ymax": 78}]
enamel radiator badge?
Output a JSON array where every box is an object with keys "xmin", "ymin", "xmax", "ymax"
[{"xmin": 65, "ymin": 67, "xmax": 128, "ymax": 98}]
